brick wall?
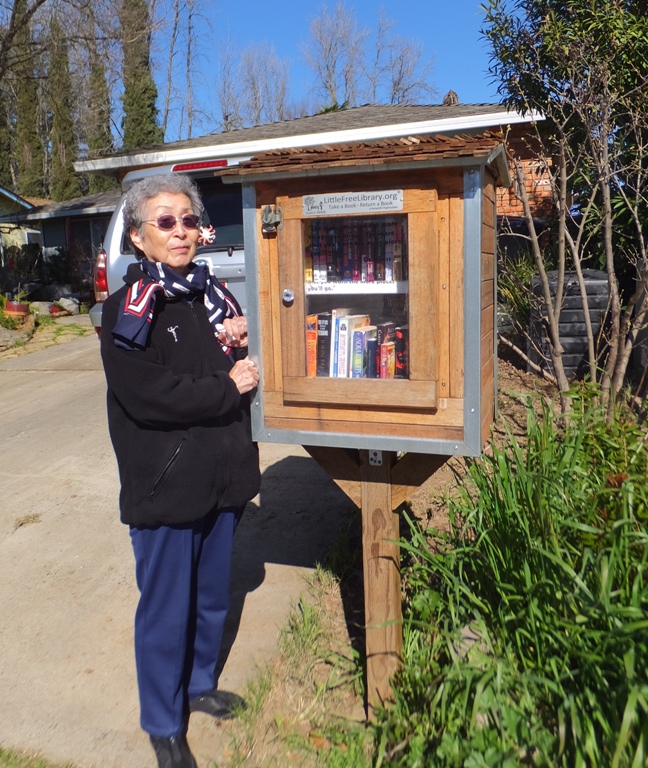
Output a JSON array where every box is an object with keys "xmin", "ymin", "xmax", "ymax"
[{"xmin": 497, "ymin": 124, "xmax": 554, "ymax": 221}]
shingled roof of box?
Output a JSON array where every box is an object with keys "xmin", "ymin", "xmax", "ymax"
[{"xmin": 222, "ymin": 131, "xmax": 504, "ymax": 176}]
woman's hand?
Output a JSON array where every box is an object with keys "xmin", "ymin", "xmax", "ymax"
[
  {"xmin": 228, "ymin": 358, "xmax": 259, "ymax": 394},
  {"xmin": 217, "ymin": 317, "xmax": 248, "ymax": 348}
]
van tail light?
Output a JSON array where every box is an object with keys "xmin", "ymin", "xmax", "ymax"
[
  {"xmin": 171, "ymin": 159, "xmax": 228, "ymax": 172},
  {"xmin": 94, "ymin": 249, "xmax": 108, "ymax": 302}
]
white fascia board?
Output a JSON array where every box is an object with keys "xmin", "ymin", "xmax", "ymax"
[
  {"xmin": 26, "ymin": 204, "xmax": 116, "ymax": 220},
  {"xmin": 0, "ymin": 203, "xmax": 115, "ymax": 223},
  {"xmin": 75, "ymin": 110, "xmax": 543, "ymax": 175}
]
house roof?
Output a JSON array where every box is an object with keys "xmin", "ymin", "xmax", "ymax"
[
  {"xmin": 75, "ymin": 103, "xmax": 539, "ymax": 177},
  {"xmin": 0, "ymin": 188, "xmax": 121, "ymax": 224},
  {"xmin": 219, "ymin": 131, "xmax": 509, "ymax": 184},
  {"xmin": 0, "ymin": 185, "xmax": 34, "ymax": 210}
]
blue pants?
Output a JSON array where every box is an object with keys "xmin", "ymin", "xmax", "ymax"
[{"xmin": 129, "ymin": 506, "xmax": 240, "ymax": 738}]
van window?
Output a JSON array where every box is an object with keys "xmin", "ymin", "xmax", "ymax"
[
  {"xmin": 198, "ymin": 177, "xmax": 244, "ymax": 249},
  {"xmin": 120, "ymin": 177, "xmax": 244, "ymax": 254}
]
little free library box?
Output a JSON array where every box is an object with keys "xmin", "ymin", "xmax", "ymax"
[{"xmin": 219, "ymin": 131, "xmax": 509, "ymax": 708}]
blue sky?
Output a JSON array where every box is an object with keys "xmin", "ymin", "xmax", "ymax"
[
  {"xmin": 216, "ymin": 0, "xmax": 498, "ymax": 103},
  {"xmin": 169, "ymin": 0, "xmax": 500, "ymax": 136}
]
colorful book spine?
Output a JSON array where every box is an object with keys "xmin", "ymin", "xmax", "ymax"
[
  {"xmin": 375, "ymin": 220, "xmax": 385, "ymax": 281},
  {"xmin": 384, "ymin": 218, "xmax": 394, "ymax": 282},
  {"xmin": 319, "ymin": 223, "xmax": 329, "ymax": 283},
  {"xmin": 375, "ymin": 321, "xmax": 396, "ymax": 379},
  {"xmin": 325, "ymin": 226, "xmax": 337, "ymax": 282},
  {"xmin": 362, "ymin": 223, "xmax": 375, "ymax": 282},
  {"xmin": 336, "ymin": 318, "xmax": 351, "ymax": 378},
  {"xmin": 329, "ymin": 308, "xmax": 351, "ymax": 376},
  {"xmin": 351, "ymin": 326, "xmax": 377, "ymax": 378},
  {"xmin": 366, "ymin": 336, "xmax": 378, "ymax": 378},
  {"xmin": 304, "ymin": 223, "xmax": 313, "ymax": 282},
  {"xmin": 316, "ymin": 312, "xmax": 332, "ymax": 376},
  {"xmin": 380, "ymin": 341, "xmax": 396, "ymax": 379},
  {"xmin": 306, "ymin": 314, "xmax": 318, "ymax": 377},
  {"xmin": 342, "ymin": 223, "xmax": 352, "ymax": 281},
  {"xmin": 392, "ymin": 219, "xmax": 403, "ymax": 282},
  {"xmin": 351, "ymin": 222, "xmax": 362, "ymax": 281},
  {"xmin": 395, "ymin": 324, "xmax": 409, "ymax": 378},
  {"xmin": 310, "ymin": 221, "xmax": 322, "ymax": 283},
  {"xmin": 359, "ymin": 225, "xmax": 367, "ymax": 282},
  {"xmin": 337, "ymin": 314, "xmax": 370, "ymax": 377},
  {"xmin": 334, "ymin": 222, "xmax": 344, "ymax": 281}
]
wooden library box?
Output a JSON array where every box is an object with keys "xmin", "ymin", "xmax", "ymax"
[{"xmin": 220, "ymin": 132, "xmax": 508, "ymax": 458}]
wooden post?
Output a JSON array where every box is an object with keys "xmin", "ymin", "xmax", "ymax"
[
  {"xmin": 304, "ymin": 446, "xmax": 450, "ymax": 711},
  {"xmin": 360, "ymin": 449, "xmax": 402, "ymax": 712}
]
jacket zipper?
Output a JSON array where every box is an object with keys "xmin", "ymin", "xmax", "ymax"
[
  {"xmin": 187, "ymin": 299, "xmax": 229, "ymax": 498},
  {"xmin": 149, "ymin": 438, "xmax": 186, "ymax": 502},
  {"xmin": 188, "ymin": 296, "xmax": 231, "ymax": 504}
]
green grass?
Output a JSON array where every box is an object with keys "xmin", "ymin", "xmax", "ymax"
[
  {"xmin": 0, "ymin": 308, "xmax": 19, "ymax": 331},
  {"xmin": 0, "ymin": 747, "xmax": 74, "ymax": 768}
]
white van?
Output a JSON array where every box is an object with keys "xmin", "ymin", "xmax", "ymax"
[{"xmin": 90, "ymin": 160, "xmax": 248, "ymax": 335}]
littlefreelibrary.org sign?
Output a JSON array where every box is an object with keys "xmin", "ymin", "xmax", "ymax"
[{"xmin": 302, "ymin": 190, "xmax": 404, "ymax": 216}]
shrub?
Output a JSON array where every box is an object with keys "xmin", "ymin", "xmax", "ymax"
[{"xmin": 373, "ymin": 395, "xmax": 648, "ymax": 767}]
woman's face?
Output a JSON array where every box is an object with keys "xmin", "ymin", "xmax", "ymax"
[{"xmin": 129, "ymin": 192, "xmax": 200, "ymax": 277}]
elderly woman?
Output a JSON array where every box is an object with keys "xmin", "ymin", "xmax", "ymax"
[{"xmin": 100, "ymin": 174, "xmax": 260, "ymax": 768}]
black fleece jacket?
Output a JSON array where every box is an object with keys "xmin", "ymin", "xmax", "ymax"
[{"xmin": 101, "ymin": 263, "xmax": 260, "ymax": 527}]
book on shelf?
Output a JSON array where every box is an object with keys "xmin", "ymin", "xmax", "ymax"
[
  {"xmin": 375, "ymin": 321, "xmax": 396, "ymax": 379},
  {"xmin": 392, "ymin": 219, "xmax": 404, "ymax": 281},
  {"xmin": 351, "ymin": 325, "xmax": 377, "ymax": 378},
  {"xmin": 384, "ymin": 218, "xmax": 394, "ymax": 282},
  {"xmin": 395, "ymin": 324, "xmax": 409, "ymax": 378},
  {"xmin": 304, "ymin": 223, "xmax": 313, "ymax": 283},
  {"xmin": 366, "ymin": 335, "xmax": 378, "ymax": 378},
  {"xmin": 374, "ymin": 220, "xmax": 385, "ymax": 281},
  {"xmin": 329, "ymin": 307, "xmax": 352, "ymax": 377},
  {"xmin": 337, "ymin": 314, "xmax": 370, "ymax": 377},
  {"xmin": 361, "ymin": 223, "xmax": 375, "ymax": 282},
  {"xmin": 318, "ymin": 222, "xmax": 329, "ymax": 283},
  {"xmin": 315, "ymin": 312, "xmax": 332, "ymax": 377},
  {"xmin": 351, "ymin": 224, "xmax": 361, "ymax": 282},
  {"xmin": 342, "ymin": 223, "xmax": 352, "ymax": 281},
  {"xmin": 309, "ymin": 221, "xmax": 322, "ymax": 283},
  {"xmin": 325, "ymin": 225, "xmax": 337, "ymax": 282},
  {"xmin": 306, "ymin": 314, "xmax": 318, "ymax": 377},
  {"xmin": 380, "ymin": 341, "xmax": 396, "ymax": 379}
]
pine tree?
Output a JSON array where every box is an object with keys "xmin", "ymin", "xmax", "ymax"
[
  {"xmin": 120, "ymin": 0, "xmax": 163, "ymax": 150},
  {"xmin": 0, "ymin": 88, "xmax": 14, "ymax": 189},
  {"xmin": 87, "ymin": 48, "xmax": 116, "ymax": 193},
  {"xmin": 13, "ymin": 0, "xmax": 45, "ymax": 198},
  {"xmin": 48, "ymin": 16, "xmax": 80, "ymax": 201}
]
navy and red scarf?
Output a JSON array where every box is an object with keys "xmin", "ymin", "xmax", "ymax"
[{"xmin": 111, "ymin": 261, "xmax": 241, "ymax": 356}]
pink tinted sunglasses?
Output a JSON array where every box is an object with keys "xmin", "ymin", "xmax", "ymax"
[{"xmin": 144, "ymin": 214, "xmax": 202, "ymax": 231}]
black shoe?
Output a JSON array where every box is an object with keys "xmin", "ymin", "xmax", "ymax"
[
  {"xmin": 188, "ymin": 688, "xmax": 247, "ymax": 720},
  {"xmin": 149, "ymin": 734, "xmax": 197, "ymax": 768}
]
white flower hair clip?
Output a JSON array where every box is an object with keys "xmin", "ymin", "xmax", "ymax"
[{"xmin": 198, "ymin": 225, "xmax": 216, "ymax": 245}]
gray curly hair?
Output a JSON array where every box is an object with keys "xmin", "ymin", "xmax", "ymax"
[{"xmin": 123, "ymin": 174, "xmax": 204, "ymax": 253}]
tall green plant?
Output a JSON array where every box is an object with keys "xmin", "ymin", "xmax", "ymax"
[
  {"xmin": 120, "ymin": 0, "xmax": 163, "ymax": 149},
  {"xmin": 373, "ymin": 397, "xmax": 648, "ymax": 767},
  {"xmin": 13, "ymin": 0, "xmax": 45, "ymax": 198},
  {"xmin": 48, "ymin": 16, "xmax": 80, "ymax": 201}
]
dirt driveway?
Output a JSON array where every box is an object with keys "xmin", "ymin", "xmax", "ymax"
[{"xmin": 0, "ymin": 326, "xmax": 358, "ymax": 767}]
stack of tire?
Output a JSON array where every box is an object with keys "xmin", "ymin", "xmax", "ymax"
[{"xmin": 528, "ymin": 270, "xmax": 609, "ymax": 379}]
